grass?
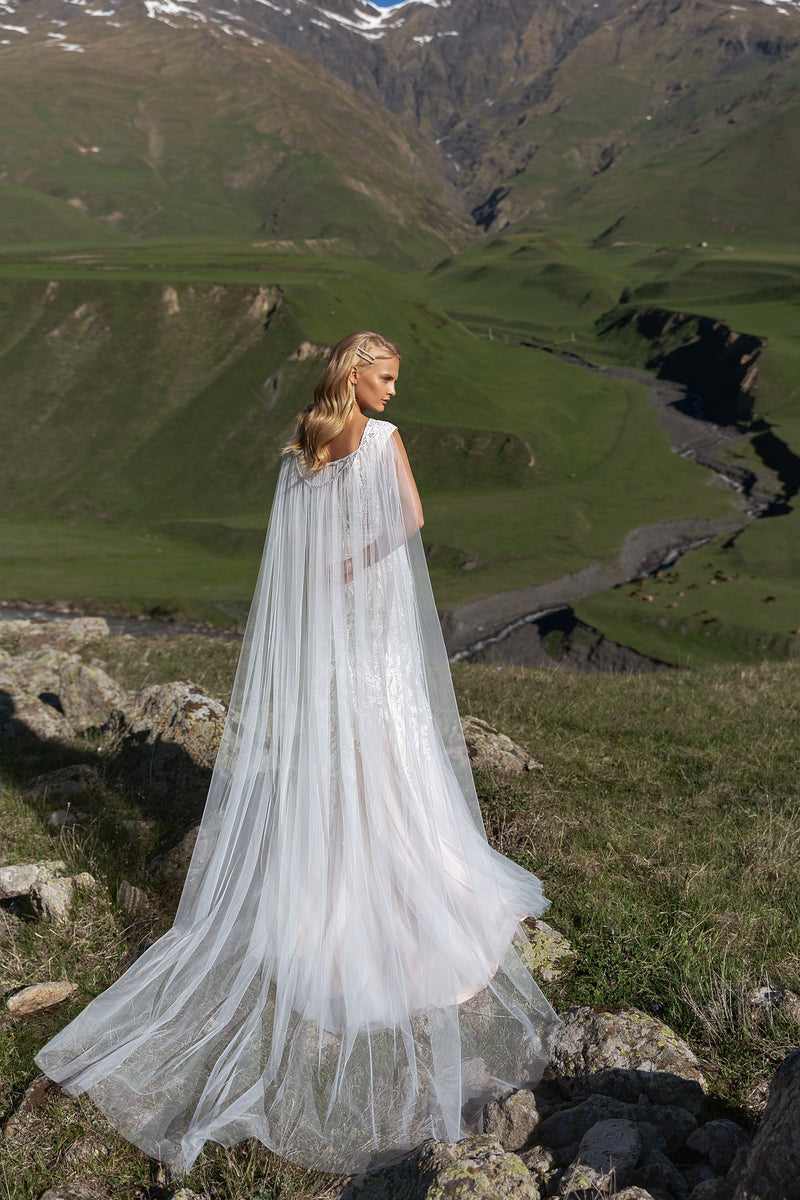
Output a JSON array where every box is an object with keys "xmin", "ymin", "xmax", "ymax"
[{"xmin": 2, "ymin": 636, "xmax": 798, "ymax": 1199}]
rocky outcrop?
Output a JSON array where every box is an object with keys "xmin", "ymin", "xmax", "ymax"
[
  {"xmin": 732, "ymin": 1047, "xmax": 800, "ymax": 1200},
  {"xmin": 0, "ymin": 617, "xmax": 110, "ymax": 654},
  {"xmin": 348, "ymin": 1134, "xmax": 540, "ymax": 1200},
  {"xmin": 0, "ymin": 861, "xmax": 68, "ymax": 899},
  {"xmin": 0, "ymin": 645, "xmax": 127, "ymax": 741},
  {"xmin": 516, "ymin": 920, "xmax": 576, "ymax": 983}
]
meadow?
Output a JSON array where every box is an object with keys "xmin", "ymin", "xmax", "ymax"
[{"xmin": 1, "ymin": 634, "xmax": 798, "ymax": 1197}]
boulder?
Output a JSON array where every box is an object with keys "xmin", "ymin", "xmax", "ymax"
[
  {"xmin": 0, "ymin": 616, "xmax": 109, "ymax": 653},
  {"xmin": 149, "ymin": 825, "xmax": 201, "ymax": 892},
  {"xmin": 461, "ymin": 717, "xmax": 542, "ymax": 774},
  {"xmin": 114, "ymin": 681, "xmax": 225, "ymax": 805},
  {"xmin": 117, "ymin": 879, "xmax": 150, "ymax": 915},
  {"xmin": 38, "ymin": 1181, "xmax": 110, "ymax": 1200},
  {"xmin": 732, "ymin": 1047, "xmax": 800, "ymax": 1200},
  {"xmin": 0, "ymin": 860, "xmax": 67, "ymax": 898},
  {"xmin": 538, "ymin": 1095, "xmax": 648, "ymax": 1148},
  {"xmin": 348, "ymin": 1135, "xmax": 542, "ymax": 1200},
  {"xmin": 7, "ymin": 981, "xmax": 78, "ymax": 1015},
  {"xmin": 559, "ymin": 1118, "xmax": 642, "ymax": 1193},
  {"xmin": 0, "ymin": 647, "xmax": 126, "ymax": 738},
  {"xmin": 30, "ymin": 872, "xmax": 96, "ymax": 923},
  {"xmin": 517, "ymin": 920, "xmax": 576, "ymax": 983},
  {"xmin": 686, "ymin": 1120, "xmax": 749, "ymax": 1172},
  {"xmin": 27, "ymin": 764, "xmax": 104, "ymax": 801},
  {"xmin": 627, "ymin": 1145, "xmax": 690, "ymax": 1198},
  {"xmin": 550, "ymin": 1007, "xmax": 707, "ymax": 1117},
  {"xmin": 483, "ymin": 1088, "xmax": 540, "ymax": 1151}
]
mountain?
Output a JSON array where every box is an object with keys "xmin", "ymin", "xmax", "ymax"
[{"xmin": 3, "ymin": 0, "xmax": 800, "ymax": 249}]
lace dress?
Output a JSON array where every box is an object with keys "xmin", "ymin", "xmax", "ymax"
[{"xmin": 36, "ymin": 418, "xmax": 558, "ymax": 1173}]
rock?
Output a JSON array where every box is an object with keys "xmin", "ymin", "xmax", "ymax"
[
  {"xmin": 7, "ymin": 981, "xmax": 78, "ymax": 1015},
  {"xmin": 642, "ymin": 1105, "xmax": 698, "ymax": 1154},
  {"xmin": 115, "ymin": 681, "xmax": 226, "ymax": 805},
  {"xmin": 614, "ymin": 1190, "xmax": 658, "ymax": 1200},
  {"xmin": 56, "ymin": 1133, "xmax": 110, "ymax": 1167},
  {"xmin": 732, "ymin": 1047, "xmax": 800, "ymax": 1200},
  {"xmin": 690, "ymin": 1181, "xmax": 734, "ymax": 1200},
  {"xmin": 168, "ymin": 1192, "xmax": 209, "ymax": 1200},
  {"xmin": 28, "ymin": 764, "xmax": 104, "ymax": 801},
  {"xmin": 149, "ymin": 825, "xmax": 200, "ymax": 892},
  {"xmin": 30, "ymin": 872, "xmax": 96, "ymax": 923},
  {"xmin": 0, "ymin": 616, "xmax": 110, "ymax": 653},
  {"xmin": 0, "ymin": 860, "xmax": 67, "ymax": 898},
  {"xmin": 519, "ymin": 1143, "xmax": 556, "ymax": 1185},
  {"xmin": 560, "ymin": 1118, "xmax": 642, "ymax": 1193},
  {"xmin": 686, "ymin": 1120, "xmax": 749, "ymax": 1172},
  {"xmin": 550, "ymin": 1007, "xmax": 707, "ymax": 1117},
  {"xmin": 0, "ymin": 646, "xmax": 125, "ymax": 739},
  {"xmin": 627, "ymin": 1146, "xmax": 690, "ymax": 1198},
  {"xmin": 48, "ymin": 808, "xmax": 90, "ymax": 828},
  {"xmin": 461, "ymin": 716, "xmax": 542, "ymax": 774},
  {"xmin": 117, "ymin": 879, "xmax": 150, "ymax": 915},
  {"xmin": 483, "ymin": 1088, "xmax": 540, "ymax": 1151},
  {"xmin": 3, "ymin": 1074, "xmax": 60, "ymax": 1136},
  {"xmin": 38, "ymin": 1180, "xmax": 110, "ymax": 1200},
  {"xmin": 538, "ymin": 1094, "xmax": 645, "ymax": 1147},
  {"xmin": 348, "ymin": 1135, "xmax": 542, "ymax": 1199},
  {"xmin": 745, "ymin": 985, "xmax": 800, "ymax": 1025},
  {"xmin": 0, "ymin": 692, "xmax": 73, "ymax": 741},
  {"xmin": 517, "ymin": 920, "xmax": 576, "ymax": 983}
]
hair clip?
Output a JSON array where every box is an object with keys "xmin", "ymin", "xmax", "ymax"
[{"xmin": 355, "ymin": 347, "xmax": 375, "ymax": 364}]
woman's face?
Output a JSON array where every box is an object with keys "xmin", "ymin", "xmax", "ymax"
[{"xmin": 352, "ymin": 357, "xmax": 399, "ymax": 415}]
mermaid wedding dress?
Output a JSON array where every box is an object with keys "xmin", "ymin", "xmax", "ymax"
[{"xmin": 36, "ymin": 418, "xmax": 558, "ymax": 1173}]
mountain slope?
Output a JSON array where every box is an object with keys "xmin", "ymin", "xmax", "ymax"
[{"xmin": 4, "ymin": 0, "xmax": 800, "ymax": 248}]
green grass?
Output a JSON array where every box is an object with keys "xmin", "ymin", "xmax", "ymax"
[{"xmin": 2, "ymin": 638, "xmax": 798, "ymax": 1198}]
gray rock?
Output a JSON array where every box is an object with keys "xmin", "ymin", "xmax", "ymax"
[
  {"xmin": 686, "ymin": 1120, "xmax": 749, "ymax": 1172},
  {"xmin": 483, "ymin": 1088, "xmax": 540, "ymax": 1151},
  {"xmin": 745, "ymin": 986, "xmax": 800, "ymax": 1026},
  {"xmin": 349, "ymin": 1135, "xmax": 542, "ymax": 1199},
  {"xmin": 0, "ymin": 860, "xmax": 67, "ymax": 898},
  {"xmin": 519, "ymin": 1143, "xmax": 556, "ymax": 1186},
  {"xmin": 732, "ymin": 1047, "xmax": 800, "ymax": 1200},
  {"xmin": 168, "ymin": 1192, "xmax": 209, "ymax": 1200},
  {"xmin": 28, "ymin": 763, "xmax": 104, "ymax": 801},
  {"xmin": 643, "ymin": 1105, "xmax": 698, "ymax": 1153},
  {"xmin": 47, "ymin": 808, "xmax": 90, "ymax": 828},
  {"xmin": 628, "ymin": 1146, "xmax": 690, "ymax": 1198},
  {"xmin": 689, "ymin": 1181, "xmax": 734, "ymax": 1200},
  {"xmin": 550, "ymin": 1007, "xmax": 707, "ymax": 1117},
  {"xmin": 539, "ymin": 1094, "xmax": 645, "ymax": 1147},
  {"xmin": 114, "ymin": 681, "xmax": 226, "ymax": 805},
  {"xmin": 0, "ymin": 616, "xmax": 110, "ymax": 653},
  {"xmin": 38, "ymin": 1181, "xmax": 110, "ymax": 1200},
  {"xmin": 117, "ymin": 879, "xmax": 150, "ymax": 915},
  {"xmin": 560, "ymin": 1119, "xmax": 642, "ymax": 1193},
  {"xmin": 614, "ymin": 1190, "xmax": 659, "ymax": 1200},
  {"xmin": 150, "ymin": 825, "xmax": 200, "ymax": 893},
  {"xmin": 461, "ymin": 716, "xmax": 543, "ymax": 774},
  {"xmin": 30, "ymin": 872, "xmax": 96, "ymax": 923},
  {"xmin": 516, "ymin": 920, "xmax": 576, "ymax": 983},
  {"xmin": 7, "ymin": 981, "xmax": 78, "ymax": 1015}
]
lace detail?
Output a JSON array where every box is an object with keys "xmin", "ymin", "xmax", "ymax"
[{"xmin": 297, "ymin": 418, "xmax": 393, "ymax": 487}]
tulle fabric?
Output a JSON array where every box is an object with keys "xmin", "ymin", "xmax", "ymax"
[{"xmin": 36, "ymin": 418, "xmax": 558, "ymax": 1174}]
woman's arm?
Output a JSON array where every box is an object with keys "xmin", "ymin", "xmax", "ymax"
[{"xmin": 392, "ymin": 430, "xmax": 424, "ymax": 530}]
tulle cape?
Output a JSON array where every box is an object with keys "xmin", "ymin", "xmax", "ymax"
[{"xmin": 36, "ymin": 418, "xmax": 558, "ymax": 1174}]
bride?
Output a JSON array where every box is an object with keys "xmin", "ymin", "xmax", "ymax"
[{"xmin": 36, "ymin": 331, "xmax": 559, "ymax": 1174}]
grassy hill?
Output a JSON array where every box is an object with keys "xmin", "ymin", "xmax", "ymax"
[
  {"xmin": 1, "ymin": 634, "xmax": 798, "ymax": 1196},
  {"xmin": 0, "ymin": 241, "xmax": 740, "ymax": 624}
]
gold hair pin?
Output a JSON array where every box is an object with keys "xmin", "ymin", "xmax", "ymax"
[{"xmin": 355, "ymin": 347, "xmax": 375, "ymax": 364}]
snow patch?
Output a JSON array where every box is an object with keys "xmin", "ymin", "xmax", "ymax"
[
  {"xmin": 0, "ymin": 21, "xmax": 28, "ymax": 31},
  {"xmin": 412, "ymin": 33, "xmax": 432, "ymax": 42}
]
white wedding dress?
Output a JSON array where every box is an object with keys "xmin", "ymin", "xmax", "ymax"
[{"xmin": 36, "ymin": 418, "xmax": 558, "ymax": 1173}]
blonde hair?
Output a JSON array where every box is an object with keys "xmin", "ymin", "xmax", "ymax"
[{"xmin": 284, "ymin": 330, "xmax": 401, "ymax": 475}]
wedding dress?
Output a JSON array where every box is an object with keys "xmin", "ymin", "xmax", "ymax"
[{"xmin": 36, "ymin": 418, "xmax": 558, "ymax": 1174}]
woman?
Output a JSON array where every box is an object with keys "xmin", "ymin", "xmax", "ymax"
[{"xmin": 36, "ymin": 331, "xmax": 558, "ymax": 1175}]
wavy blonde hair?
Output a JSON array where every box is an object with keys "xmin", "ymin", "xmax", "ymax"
[{"xmin": 284, "ymin": 330, "xmax": 401, "ymax": 474}]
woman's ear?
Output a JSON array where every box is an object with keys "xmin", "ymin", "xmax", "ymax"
[{"xmin": 349, "ymin": 366, "xmax": 358, "ymax": 383}]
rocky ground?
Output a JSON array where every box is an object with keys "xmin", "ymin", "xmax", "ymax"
[{"xmin": 1, "ymin": 617, "xmax": 798, "ymax": 1200}]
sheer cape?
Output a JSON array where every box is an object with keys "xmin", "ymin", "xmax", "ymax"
[{"xmin": 36, "ymin": 418, "xmax": 558, "ymax": 1174}]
